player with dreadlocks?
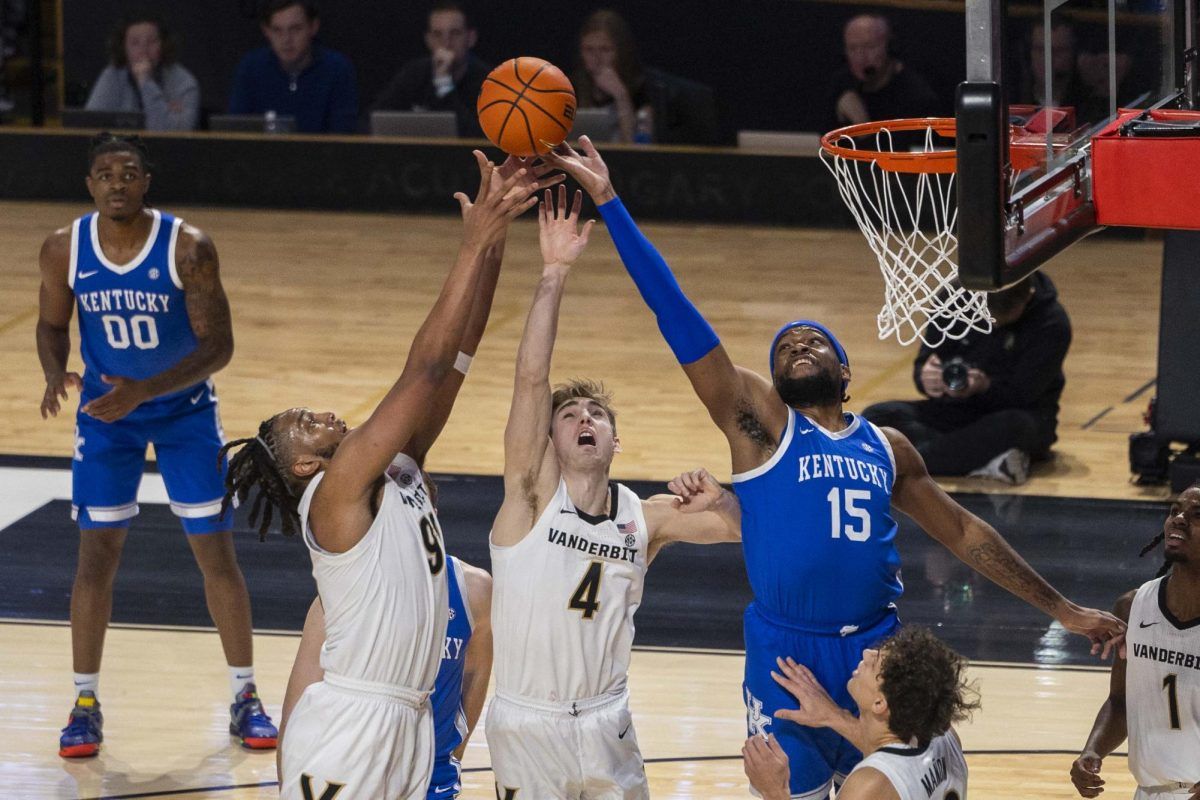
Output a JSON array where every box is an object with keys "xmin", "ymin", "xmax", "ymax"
[
  {"xmin": 1071, "ymin": 481, "xmax": 1200, "ymax": 800},
  {"xmin": 219, "ymin": 152, "xmax": 546, "ymax": 800}
]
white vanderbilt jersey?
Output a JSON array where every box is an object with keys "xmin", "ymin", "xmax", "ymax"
[
  {"xmin": 298, "ymin": 455, "xmax": 449, "ymax": 690},
  {"xmin": 852, "ymin": 731, "xmax": 968, "ymax": 800},
  {"xmin": 491, "ymin": 480, "xmax": 648, "ymax": 702},
  {"xmin": 1126, "ymin": 574, "xmax": 1200, "ymax": 788}
]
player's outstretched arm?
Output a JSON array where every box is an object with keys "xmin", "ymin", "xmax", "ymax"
[
  {"xmin": 315, "ymin": 154, "xmax": 540, "ymax": 550},
  {"xmin": 886, "ymin": 428, "xmax": 1127, "ymax": 659},
  {"xmin": 493, "ymin": 186, "xmax": 593, "ymax": 545},
  {"xmin": 81, "ymin": 225, "xmax": 234, "ymax": 423},
  {"xmin": 455, "ymin": 561, "xmax": 493, "ymax": 759},
  {"xmin": 544, "ymin": 137, "xmax": 779, "ymax": 446},
  {"xmin": 644, "ymin": 468, "xmax": 741, "ymax": 563},
  {"xmin": 277, "ymin": 597, "xmax": 326, "ymax": 778},
  {"xmin": 36, "ymin": 229, "xmax": 82, "ymax": 419},
  {"xmin": 403, "ymin": 157, "xmax": 565, "ymax": 467},
  {"xmin": 1071, "ymin": 591, "xmax": 1133, "ymax": 798}
]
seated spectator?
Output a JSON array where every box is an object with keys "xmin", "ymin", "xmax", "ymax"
[
  {"xmin": 828, "ymin": 14, "xmax": 941, "ymax": 130},
  {"xmin": 572, "ymin": 9, "xmax": 717, "ymax": 145},
  {"xmin": 228, "ymin": 0, "xmax": 357, "ymax": 134},
  {"xmin": 861, "ymin": 274, "xmax": 1071, "ymax": 485},
  {"xmin": 371, "ymin": 1, "xmax": 491, "ymax": 137},
  {"xmin": 1014, "ymin": 21, "xmax": 1133, "ymax": 128},
  {"xmin": 84, "ymin": 13, "xmax": 199, "ymax": 131}
]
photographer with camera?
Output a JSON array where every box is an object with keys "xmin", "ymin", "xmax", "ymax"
[{"xmin": 861, "ymin": 274, "xmax": 1071, "ymax": 485}]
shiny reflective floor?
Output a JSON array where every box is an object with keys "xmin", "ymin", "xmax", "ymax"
[{"xmin": 0, "ymin": 200, "xmax": 1172, "ymax": 798}]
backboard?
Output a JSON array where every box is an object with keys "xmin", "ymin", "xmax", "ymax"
[{"xmin": 956, "ymin": 0, "xmax": 1198, "ymax": 289}]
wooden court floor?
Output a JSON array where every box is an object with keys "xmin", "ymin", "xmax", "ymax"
[
  {"xmin": 1, "ymin": 621, "xmax": 1137, "ymax": 800},
  {"xmin": 0, "ymin": 200, "xmax": 1163, "ymax": 798}
]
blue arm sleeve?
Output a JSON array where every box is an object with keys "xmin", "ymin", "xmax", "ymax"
[{"xmin": 597, "ymin": 196, "xmax": 719, "ymax": 365}]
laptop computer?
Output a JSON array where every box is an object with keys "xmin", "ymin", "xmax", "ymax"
[
  {"xmin": 62, "ymin": 108, "xmax": 146, "ymax": 130},
  {"xmin": 208, "ymin": 113, "xmax": 297, "ymax": 133},
  {"xmin": 567, "ymin": 107, "xmax": 618, "ymax": 144},
  {"xmin": 369, "ymin": 110, "xmax": 459, "ymax": 137}
]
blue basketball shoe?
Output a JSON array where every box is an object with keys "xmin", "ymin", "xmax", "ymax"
[
  {"xmin": 59, "ymin": 690, "xmax": 103, "ymax": 758},
  {"xmin": 229, "ymin": 683, "xmax": 278, "ymax": 750}
]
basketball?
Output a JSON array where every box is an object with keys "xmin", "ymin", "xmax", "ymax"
[{"xmin": 477, "ymin": 57, "xmax": 576, "ymax": 158}]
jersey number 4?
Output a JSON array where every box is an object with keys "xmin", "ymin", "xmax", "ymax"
[
  {"xmin": 827, "ymin": 488, "xmax": 871, "ymax": 541},
  {"xmin": 569, "ymin": 561, "xmax": 603, "ymax": 619}
]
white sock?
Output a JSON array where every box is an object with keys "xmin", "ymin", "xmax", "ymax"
[
  {"xmin": 229, "ymin": 665, "xmax": 255, "ymax": 700},
  {"xmin": 73, "ymin": 672, "xmax": 100, "ymax": 700}
]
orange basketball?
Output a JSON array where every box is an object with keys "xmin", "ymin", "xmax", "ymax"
[{"xmin": 477, "ymin": 57, "xmax": 576, "ymax": 157}]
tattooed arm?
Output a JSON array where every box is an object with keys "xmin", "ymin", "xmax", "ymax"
[
  {"xmin": 81, "ymin": 224, "xmax": 233, "ymax": 422},
  {"xmin": 884, "ymin": 428, "xmax": 1126, "ymax": 658}
]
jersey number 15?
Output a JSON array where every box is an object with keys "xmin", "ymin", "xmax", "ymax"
[{"xmin": 827, "ymin": 488, "xmax": 871, "ymax": 542}]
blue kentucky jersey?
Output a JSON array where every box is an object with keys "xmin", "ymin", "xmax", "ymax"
[
  {"xmin": 429, "ymin": 556, "xmax": 473, "ymax": 793},
  {"xmin": 70, "ymin": 209, "xmax": 204, "ymax": 414},
  {"xmin": 733, "ymin": 409, "xmax": 903, "ymax": 632}
]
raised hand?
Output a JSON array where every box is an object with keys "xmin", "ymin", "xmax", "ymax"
[
  {"xmin": 1069, "ymin": 752, "xmax": 1105, "ymax": 798},
  {"xmin": 455, "ymin": 150, "xmax": 542, "ymax": 249},
  {"xmin": 667, "ymin": 468, "xmax": 727, "ymax": 513},
  {"xmin": 41, "ymin": 370, "xmax": 82, "ymax": 419},
  {"xmin": 770, "ymin": 657, "xmax": 842, "ymax": 729},
  {"xmin": 541, "ymin": 136, "xmax": 614, "ymax": 204},
  {"xmin": 538, "ymin": 185, "xmax": 594, "ymax": 269},
  {"xmin": 494, "ymin": 155, "xmax": 564, "ymax": 201},
  {"xmin": 81, "ymin": 374, "xmax": 148, "ymax": 422}
]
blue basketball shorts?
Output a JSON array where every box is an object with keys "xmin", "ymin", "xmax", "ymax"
[
  {"xmin": 72, "ymin": 384, "xmax": 232, "ymax": 535},
  {"xmin": 742, "ymin": 603, "xmax": 900, "ymax": 799}
]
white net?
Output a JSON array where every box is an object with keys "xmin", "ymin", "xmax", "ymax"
[{"xmin": 821, "ymin": 124, "xmax": 993, "ymax": 347}]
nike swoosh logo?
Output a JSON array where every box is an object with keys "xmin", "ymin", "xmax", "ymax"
[
  {"xmin": 1139, "ymin": 620, "xmax": 1159, "ymax": 628},
  {"xmin": 432, "ymin": 787, "xmax": 457, "ymax": 795},
  {"xmin": 77, "ymin": 270, "xmax": 99, "ymax": 279},
  {"xmin": 618, "ymin": 723, "xmax": 631, "ymax": 739},
  {"xmin": 190, "ymin": 390, "xmax": 206, "ymax": 404},
  {"xmin": 799, "ymin": 428, "xmax": 814, "ymax": 434},
  {"xmin": 560, "ymin": 508, "xmax": 576, "ymax": 515}
]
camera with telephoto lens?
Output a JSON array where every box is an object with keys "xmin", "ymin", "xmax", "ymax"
[{"xmin": 941, "ymin": 357, "xmax": 971, "ymax": 393}]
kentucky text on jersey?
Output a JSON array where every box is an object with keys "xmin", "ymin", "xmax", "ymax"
[
  {"xmin": 77, "ymin": 289, "xmax": 173, "ymax": 314},
  {"xmin": 1130, "ymin": 641, "xmax": 1200, "ymax": 671},
  {"xmin": 796, "ymin": 453, "xmax": 890, "ymax": 488},
  {"xmin": 546, "ymin": 526, "xmax": 638, "ymax": 564},
  {"xmin": 920, "ymin": 756, "xmax": 948, "ymax": 797}
]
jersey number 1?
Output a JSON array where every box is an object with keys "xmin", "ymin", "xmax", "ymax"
[
  {"xmin": 569, "ymin": 561, "xmax": 603, "ymax": 619},
  {"xmin": 827, "ymin": 488, "xmax": 871, "ymax": 541},
  {"xmin": 1164, "ymin": 673, "xmax": 1182, "ymax": 729}
]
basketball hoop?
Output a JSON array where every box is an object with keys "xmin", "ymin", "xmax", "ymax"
[{"xmin": 820, "ymin": 117, "xmax": 1043, "ymax": 347}]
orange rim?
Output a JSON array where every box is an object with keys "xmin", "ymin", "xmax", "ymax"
[{"xmin": 820, "ymin": 117, "xmax": 1044, "ymax": 174}]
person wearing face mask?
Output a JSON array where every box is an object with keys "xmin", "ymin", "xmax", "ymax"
[{"xmin": 84, "ymin": 13, "xmax": 199, "ymax": 131}]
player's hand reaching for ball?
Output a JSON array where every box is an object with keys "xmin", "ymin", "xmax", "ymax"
[
  {"xmin": 41, "ymin": 370, "xmax": 82, "ymax": 419},
  {"xmin": 1069, "ymin": 752, "xmax": 1105, "ymax": 797},
  {"xmin": 539, "ymin": 185, "xmax": 594, "ymax": 270},
  {"xmin": 493, "ymin": 155, "xmax": 564, "ymax": 202},
  {"xmin": 455, "ymin": 150, "xmax": 542, "ymax": 249},
  {"xmin": 543, "ymin": 136, "xmax": 615, "ymax": 205},
  {"xmin": 1058, "ymin": 603, "xmax": 1127, "ymax": 660},
  {"xmin": 667, "ymin": 468, "xmax": 728, "ymax": 514},
  {"xmin": 770, "ymin": 657, "xmax": 843, "ymax": 730}
]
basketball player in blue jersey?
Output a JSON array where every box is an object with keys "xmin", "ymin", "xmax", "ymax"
[
  {"xmin": 36, "ymin": 133, "xmax": 277, "ymax": 758},
  {"xmin": 281, "ymin": 556, "xmax": 493, "ymax": 798},
  {"xmin": 548, "ymin": 136, "xmax": 1127, "ymax": 799}
]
